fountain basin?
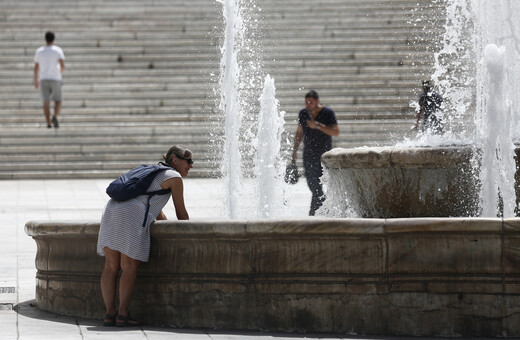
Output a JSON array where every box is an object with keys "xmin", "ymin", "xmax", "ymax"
[
  {"xmin": 25, "ymin": 218, "xmax": 520, "ymax": 337},
  {"xmin": 321, "ymin": 146, "xmax": 482, "ymax": 217}
]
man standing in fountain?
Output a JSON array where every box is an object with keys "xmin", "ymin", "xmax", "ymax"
[
  {"xmin": 415, "ymin": 80, "xmax": 443, "ymax": 134},
  {"xmin": 291, "ymin": 90, "xmax": 340, "ymax": 215}
]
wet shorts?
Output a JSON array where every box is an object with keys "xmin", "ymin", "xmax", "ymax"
[{"xmin": 40, "ymin": 80, "xmax": 62, "ymax": 102}]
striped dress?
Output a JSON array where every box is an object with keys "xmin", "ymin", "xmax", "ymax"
[{"xmin": 97, "ymin": 169, "xmax": 180, "ymax": 262}]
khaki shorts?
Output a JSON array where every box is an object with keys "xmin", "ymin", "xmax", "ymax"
[{"xmin": 40, "ymin": 80, "xmax": 62, "ymax": 102}]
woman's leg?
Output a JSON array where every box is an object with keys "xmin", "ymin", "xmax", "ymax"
[
  {"xmin": 101, "ymin": 247, "xmax": 121, "ymax": 318},
  {"xmin": 118, "ymin": 253, "xmax": 141, "ymax": 319}
]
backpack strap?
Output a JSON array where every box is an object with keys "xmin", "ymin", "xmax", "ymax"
[
  {"xmin": 142, "ymin": 188, "xmax": 171, "ymax": 228},
  {"xmin": 140, "ymin": 164, "xmax": 173, "ymax": 227},
  {"xmin": 142, "ymin": 163, "xmax": 172, "ymax": 228}
]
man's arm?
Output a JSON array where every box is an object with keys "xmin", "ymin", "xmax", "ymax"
[
  {"xmin": 306, "ymin": 120, "xmax": 340, "ymax": 137},
  {"xmin": 291, "ymin": 125, "xmax": 303, "ymax": 162},
  {"xmin": 319, "ymin": 123, "xmax": 339, "ymax": 136},
  {"xmin": 59, "ymin": 59, "xmax": 65, "ymax": 73},
  {"xmin": 33, "ymin": 63, "xmax": 39, "ymax": 89}
]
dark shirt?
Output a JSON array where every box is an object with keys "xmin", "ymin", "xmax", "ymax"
[
  {"xmin": 419, "ymin": 91, "xmax": 442, "ymax": 117},
  {"xmin": 419, "ymin": 91, "xmax": 443, "ymax": 133},
  {"xmin": 298, "ymin": 106, "xmax": 337, "ymax": 158}
]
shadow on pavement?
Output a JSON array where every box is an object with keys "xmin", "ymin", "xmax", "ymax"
[{"xmin": 15, "ymin": 299, "xmax": 492, "ymax": 339}]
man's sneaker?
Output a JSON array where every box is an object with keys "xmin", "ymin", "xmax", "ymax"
[{"xmin": 51, "ymin": 116, "xmax": 59, "ymax": 128}]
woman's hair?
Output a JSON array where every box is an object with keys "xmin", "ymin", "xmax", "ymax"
[{"xmin": 162, "ymin": 145, "xmax": 192, "ymax": 167}]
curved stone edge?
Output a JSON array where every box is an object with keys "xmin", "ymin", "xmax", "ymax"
[
  {"xmin": 321, "ymin": 145, "xmax": 476, "ymax": 169},
  {"xmin": 25, "ymin": 218, "xmax": 520, "ymax": 337},
  {"xmin": 25, "ymin": 220, "xmax": 100, "ymax": 237},
  {"xmin": 384, "ymin": 217, "xmax": 502, "ymax": 233},
  {"xmin": 27, "ymin": 217, "xmax": 508, "ymax": 236},
  {"xmin": 26, "ymin": 218, "xmax": 389, "ymax": 237}
]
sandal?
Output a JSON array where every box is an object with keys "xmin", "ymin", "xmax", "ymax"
[
  {"xmin": 103, "ymin": 313, "xmax": 118, "ymax": 327},
  {"xmin": 116, "ymin": 313, "xmax": 141, "ymax": 327}
]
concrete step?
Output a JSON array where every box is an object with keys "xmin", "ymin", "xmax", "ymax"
[
  {"xmin": 0, "ymin": 35, "xmax": 436, "ymax": 49},
  {"xmin": 0, "ymin": 109, "xmax": 414, "ymax": 125},
  {"xmin": 0, "ymin": 102, "xmax": 415, "ymax": 116},
  {"xmin": 0, "ymin": 133, "xmax": 212, "ymax": 146},
  {"xmin": 0, "ymin": 29, "xmax": 439, "ymax": 44},
  {"xmin": 0, "ymin": 142, "xmax": 215, "ymax": 156},
  {"xmin": 0, "ymin": 168, "xmax": 217, "ymax": 180},
  {"xmin": 1, "ymin": 59, "xmax": 433, "ymax": 73},
  {"xmin": 0, "ymin": 88, "xmax": 417, "ymax": 103},
  {"xmin": 0, "ymin": 82, "xmax": 419, "ymax": 96},
  {"xmin": 0, "ymin": 97, "xmax": 418, "ymax": 111}
]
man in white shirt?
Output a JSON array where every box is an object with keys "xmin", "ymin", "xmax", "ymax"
[{"xmin": 34, "ymin": 31, "xmax": 65, "ymax": 128}]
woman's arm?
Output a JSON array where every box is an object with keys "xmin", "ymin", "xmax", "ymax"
[
  {"xmin": 161, "ymin": 177, "xmax": 189, "ymax": 220},
  {"xmin": 156, "ymin": 210, "xmax": 167, "ymax": 220}
]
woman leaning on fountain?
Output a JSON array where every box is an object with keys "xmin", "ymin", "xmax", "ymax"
[{"xmin": 96, "ymin": 145, "xmax": 193, "ymax": 327}]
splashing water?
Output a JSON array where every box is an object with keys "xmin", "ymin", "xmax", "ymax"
[
  {"xmin": 425, "ymin": 0, "xmax": 520, "ymax": 217},
  {"xmin": 217, "ymin": 0, "xmax": 287, "ymax": 219},
  {"xmin": 254, "ymin": 75, "xmax": 286, "ymax": 219},
  {"xmin": 322, "ymin": 0, "xmax": 520, "ymax": 218},
  {"xmin": 473, "ymin": 2, "xmax": 520, "ymax": 216},
  {"xmin": 479, "ymin": 44, "xmax": 516, "ymax": 217},
  {"xmin": 431, "ymin": 0, "xmax": 475, "ymax": 138},
  {"xmin": 217, "ymin": 0, "xmax": 244, "ymax": 220}
]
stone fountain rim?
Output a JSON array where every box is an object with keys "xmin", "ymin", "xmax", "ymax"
[
  {"xmin": 25, "ymin": 218, "xmax": 513, "ymax": 238},
  {"xmin": 321, "ymin": 145, "xmax": 477, "ymax": 169}
]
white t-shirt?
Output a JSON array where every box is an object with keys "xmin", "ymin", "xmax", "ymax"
[{"xmin": 34, "ymin": 45, "xmax": 65, "ymax": 81}]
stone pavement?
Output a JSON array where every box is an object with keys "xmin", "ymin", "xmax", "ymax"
[{"xmin": 0, "ymin": 178, "xmax": 448, "ymax": 339}]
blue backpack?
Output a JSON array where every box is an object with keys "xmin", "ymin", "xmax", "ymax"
[{"xmin": 106, "ymin": 164, "xmax": 172, "ymax": 227}]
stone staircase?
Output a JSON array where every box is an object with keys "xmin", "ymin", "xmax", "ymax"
[{"xmin": 0, "ymin": 0, "xmax": 445, "ymax": 179}]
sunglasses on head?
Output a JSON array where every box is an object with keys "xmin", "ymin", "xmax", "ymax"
[{"xmin": 176, "ymin": 155, "xmax": 193, "ymax": 165}]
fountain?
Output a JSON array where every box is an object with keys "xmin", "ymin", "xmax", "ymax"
[
  {"xmin": 217, "ymin": 0, "xmax": 288, "ymax": 220},
  {"xmin": 321, "ymin": 145, "xmax": 480, "ymax": 218},
  {"xmin": 254, "ymin": 75, "xmax": 286, "ymax": 218},
  {"xmin": 24, "ymin": 0, "xmax": 520, "ymax": 337},
  {"xmin": 322, "ymin": 0, "xmax": 520, "ymax": 219},
  {"xmin": 218, "ymin": 0, "xmax": 244, "ymax": 220}
]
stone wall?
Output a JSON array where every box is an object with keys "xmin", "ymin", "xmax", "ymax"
[{"xmin": 25, "ymin": 218, "xmax": 520, "ymax": 336}]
